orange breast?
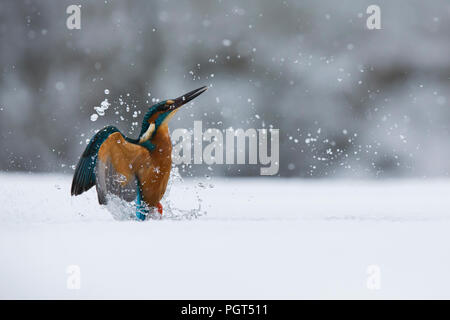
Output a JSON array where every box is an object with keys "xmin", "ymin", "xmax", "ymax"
[
  {"xmin": 138, "ymin": 124, "xmax": 172, "ymax": 206},
  {"xmin": 97, "ymin": 127, "xmax": 173, "ymax": 207}
]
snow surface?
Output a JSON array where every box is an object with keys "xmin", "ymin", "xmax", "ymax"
[{"xmin": 1, "ymin": 173, "xmax": 450, "ymax": 299}]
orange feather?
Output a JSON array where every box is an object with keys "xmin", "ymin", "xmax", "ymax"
[{"xmin": 97, "ymin": 123, "xmax": 172, "ymax": 206}]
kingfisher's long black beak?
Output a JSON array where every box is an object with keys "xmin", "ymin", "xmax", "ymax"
[{"xmin": 170, "ymin": 86, "xmax": 208, "ymax": 110}]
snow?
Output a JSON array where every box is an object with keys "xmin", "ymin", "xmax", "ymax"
[{"xmin": 1, "ymin": 173, "xmax": 450, "ymax": 299}]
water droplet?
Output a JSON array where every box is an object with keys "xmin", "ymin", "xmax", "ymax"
[{"xmin": 222, "ymin": 39, "xmax": 232, "ymax": 47}]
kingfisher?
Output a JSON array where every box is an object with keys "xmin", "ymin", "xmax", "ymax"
[{"xmin": 71, "ymin": 86, "xmax": 208, "ymax": 220}]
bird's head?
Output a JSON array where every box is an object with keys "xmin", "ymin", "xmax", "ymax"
[{"xmin": 138, "ymin": 86, "xmax": 207, "ymax": 143}]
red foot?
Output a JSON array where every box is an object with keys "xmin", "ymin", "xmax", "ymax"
[{"xmin": 157, "ymin": 202, "xmax": 163, "ymax": 215}]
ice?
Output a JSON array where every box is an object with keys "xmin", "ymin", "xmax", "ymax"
[{"xmin": 1, "ymin": 172, "xmax": 450, "ymax": 298}]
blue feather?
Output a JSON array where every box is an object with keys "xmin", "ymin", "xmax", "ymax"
[{"xmin": 71, "ymin": 126, "xmax": 123, "ymax": 195}]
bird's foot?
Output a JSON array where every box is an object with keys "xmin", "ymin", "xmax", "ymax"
[
  {"xmin": 135, "ymin": 203, "xmax": 162, "ymax": 220},
  {"xmin": 157, "ymin": 202, "xmax": 163, "ymax": 215}
]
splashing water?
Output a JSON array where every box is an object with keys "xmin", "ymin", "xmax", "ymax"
[
  {"xmin": 161, "ymin": 166, "xmax": 207, "ymax": 220},
  {"xmin": 104, "ymin": 166, "xmax": 207, "ymax": 221}
]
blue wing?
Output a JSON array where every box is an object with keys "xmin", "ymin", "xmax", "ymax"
[{"xmin": 71, "ymin": 126, "xmax": 122, "ymax": 196}]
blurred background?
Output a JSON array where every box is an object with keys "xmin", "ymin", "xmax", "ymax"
[{"xmin": 0, "ymin": 0, "xmax": 449, "ymax": 178}]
